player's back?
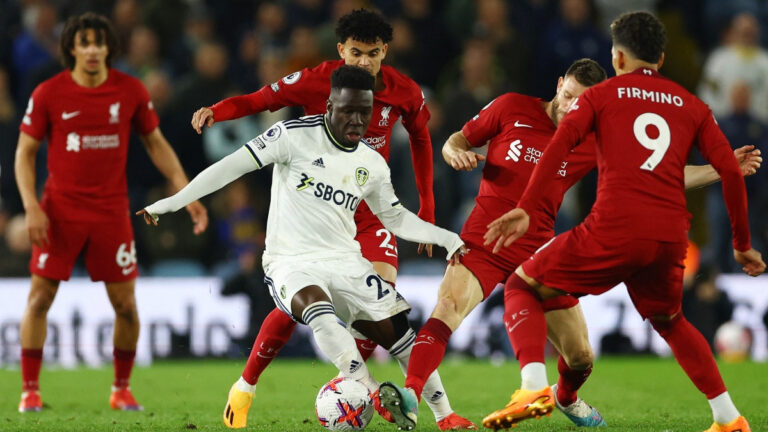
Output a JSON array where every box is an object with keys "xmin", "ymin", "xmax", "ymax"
[{"xmin": 576, "ymin": 68, "xmax": 721, "ymax": 242}]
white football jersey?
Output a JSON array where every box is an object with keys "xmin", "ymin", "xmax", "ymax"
[{"xmin": 244, "ymin": 114, "xmax": 401, "ymax": 263}]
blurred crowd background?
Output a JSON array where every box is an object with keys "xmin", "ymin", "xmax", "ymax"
[{"xmin": 0, "ymin": 0, "xmax": 766, "ymax": 291}]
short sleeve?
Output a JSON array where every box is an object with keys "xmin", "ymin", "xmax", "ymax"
[
  {"xmin": 131, "ymin": 79, "xmax": 160, "ymax": 135},
  {"xmin": 364, "ymin": 162, "xmax": 401, "ymax": 215},
  {"xmin": 461, "ymin": 97, "xmax": 502, "ymax": 147},
  {"xmin": 19, "ymin": 85, "xmax": 49, "ymax": 140},
  {"xmin": 242, "ymin": 122, "xmax": 291, "ymax": 168}
]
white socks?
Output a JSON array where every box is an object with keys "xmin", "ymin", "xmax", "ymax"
[
  {"xmin": 303, "ymin": 302, "xmax": 377, "ymax": 392},
  {"xmin": 235, "ymin": 377, "xmax": 256, "ymax": 394},
  {"xmin": 520, "ymin": 362, "xmax": 548, "ymax": 390},
  {"xmin": 708, "ymin": 391, "xmax": 740, "ymax": 424}
]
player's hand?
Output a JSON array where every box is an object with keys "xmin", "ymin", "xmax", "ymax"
[
  {"xmin": 417, "ymin": 243, "xmax": 433, "ymax": 257},
  {"xmin": 734, "ymin": 145, "xmax": 762, "ymax": 177},
  {"xmin": 191, "ymin": 107, "xmax": 215, "ymax": 134},
  {"xmin": 448, "ymin": 245, "xmax": 467, "ymax": 266},
  {"xmin": 484, "ymin": 208, "xmax": 530, "ymax": 253},
  {"xmin": 136, "ymin": 208, "xmax": 159, "ymax": 226},
  {"xmin": 25, "ymin": 204, "xmax": 49, "ymax": 248},
  {"xmin": 185, "ymin": 200, "xmax": 209, "ymax": 235},
  {"xmin": 734, "ymin": 248, "xmax": 766, "ymax": 277},
  {"xmin": 449, "ymin": 150, "xmax": 486, "ymax": 171}
]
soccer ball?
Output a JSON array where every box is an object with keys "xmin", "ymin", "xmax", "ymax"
[
  {"xmin": 714, "ymin": 321, "xmax": 752, "ymax": 363},
  {"xmin": 315, "ymin": 377, "xmax": 374, "ymax": 431}
]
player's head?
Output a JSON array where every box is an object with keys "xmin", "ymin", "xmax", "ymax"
[
  {"xmin": 336, "ymin": 9, "xmax": 392, "ymax": 77},
  {"xmin": 327, "ymin": 65, "xmax": 375, "ymax": 148},
  {"xmin": 609, "ymin": 11, "xmax": 666, "ymax": 75},
  {"xmin": 550, "ymin": 58, "xmax": 607, "ymax": 124},
  {"xmin": 60, "ymin": 12, "xmax": 118, "ymax": 73}
]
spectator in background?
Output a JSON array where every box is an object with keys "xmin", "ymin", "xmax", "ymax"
[
  {"xmin": 313, "ymin": 0, "xmax": 366, "ymax": 59},
  {"xmin": 253, "ymin": 2, "xmax": 289, "ymax": 53},
  {"xmin": 532, "ymin": 0, "xmax": 612, "ymax": 98},
  {"xmin": 0, "ymin": 67, "xmax": 21, "ymax": 213},
  {"xmin": 473, "ymin": 0, "xmax": 530, "ymax": 93},
  {"xmin": 202, "ymin": 91, "xmax": 261, "ymax": 164},
  {"xmin": 395, "ymin": 0, "xmax": 456, "ymax": 89},
  {"xmin": 167, "ymin": 41, "xmax": 233, "ymax": 176},
  {"xmin": 231, "ymin": 30, "xmax": 263, "ymax": 91},
  {"xmin": 12, "ymin": 1, "xmax": 60, "ymax": 105},
  {"xmin": 285, "ymin": 26, "xmax": 323, "ymax": 72},
  {"xmin": 0, "ymin": 211, "xmax": 31, "ymax": 276},
  {"xmin": 167, "ymin": 6, "xmax": 216, "ymax": 78},
  {"xmin": 115, "ymin": 26, "xmax": 169, "ymax": 80},
  {"xmin": 699, "ymin": 12, "xmax": 768, "ymax": 123},
  {"xmin": 705, "ymin": 81, "xmax": 768, "ymax": 272},
  {"xmin": 682, "ymin": 266, "xmax": 735, "ymax": 352},
  {"xmin": 111, "ymin": 0, "xmax": 141, "ymax": 53}
]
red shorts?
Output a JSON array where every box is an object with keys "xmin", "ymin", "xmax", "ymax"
[
  {"xmin": 460, "ymin": 236, "xmax": 529, "ymax": 299},
  {"xmin": 521, "ymin": 224, "xmax": 687, "ymax": 319},
  {"xmin": 30, "ymin": 211, "xmax": 138, "ymax": 282},
  {"xmin": 354, "ymin": 202, "xmax": 398, "ymax": 269}
]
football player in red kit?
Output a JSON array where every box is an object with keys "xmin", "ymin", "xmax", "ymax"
[
  {"xmin": 192, "ymin": 9, "xmax": 473, "ymax": 430},
  {"xmin": 377, "ymin": 57, "xmax": 761, "ymax": 431},
  {"xmin": 483, "ymin": 12, "xmax": 765, "ymax": 432},
  {"xmin": 15, "ymin": 13, "xmax": 208, "ymax": 412}
]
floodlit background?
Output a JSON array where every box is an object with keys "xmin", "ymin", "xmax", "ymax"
[{"xmin": 0, "ymin": 0, "xmax": 766, "ymax": 366}]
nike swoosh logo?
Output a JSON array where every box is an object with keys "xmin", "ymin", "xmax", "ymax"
[
  {"xmin": 62, "ymin": 111, "xmax": 80, "ymax": 120},
  {"xmin": 121, "ymin": 265, "xmax": 136, "ymax": 275},
  {"xmin": 514, "ymin": 120, "xmax": 532, "ymax": 128},
  {"xmin": 507, "ymin": 317, "xmax": 528, "ymax": 333}
]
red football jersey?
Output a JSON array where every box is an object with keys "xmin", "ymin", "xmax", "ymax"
[
  {"xmin": 216, "ymin": 59, "xmax": 430, "ymax": 162},
  {"xmin": 460, "ymin": 93, "xmax": 596, "ymax": 257},
  {"xmin": 20, "ymin": 69, "xmax": 159, "ymax": 222},
  {"xmin": 519, "ymin": 68, "xmax": 750, "ymax": 250}
]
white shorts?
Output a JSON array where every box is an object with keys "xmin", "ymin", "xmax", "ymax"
[{"xmin": 264, "ymin": 255, "xmax": 410, "ymax": 325}]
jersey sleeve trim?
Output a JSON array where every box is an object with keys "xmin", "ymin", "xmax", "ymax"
[{"xmin": 243, "ymin": 143, "xmax": 263, "ymax": 168}]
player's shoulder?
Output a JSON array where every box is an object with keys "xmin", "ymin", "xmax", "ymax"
[
  {"xmin": 109, "ymin": 69, "xmax": 144, "ymax": 87},
  {"xmin": 32, "ymin": 70, "xmax": 69, "ymax": 95},
  {"xmin": 308, "ymin": 59, "xmax": 345, "ymax": 78},
  {"xmin": 272, "ymin": 114, "xmax": 326, "ymax": 141},
  {"xmin": 380, "ymin": 65, "xmax": 423, "ymax": 96},
  {"xmin": 358, "ymin": 138, "xmax": 389, "ymax": 164}
]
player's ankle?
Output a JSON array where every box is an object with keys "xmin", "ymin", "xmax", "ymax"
[{"xmin": 235, "ymin": 376, "xmax": 256, "ymax": 394}]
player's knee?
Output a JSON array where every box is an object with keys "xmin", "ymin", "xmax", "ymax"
[
  {"xmin": 649, "ymin": 313, "xmax": 681, "ymax": 337},
  {"xmin": 564, "ymin": 347, "xmax": 594, "ymax": 370},
  {"xmin": 111, "ymin": 297, "xmax": 138, "ymax": 322},
  {"xmin": 26, "ymin": 290, "xmax": 56, "ymax": 317},
  {"xmin": 432, "ymin": 295, "xmax": 462, "ymax": 322}
]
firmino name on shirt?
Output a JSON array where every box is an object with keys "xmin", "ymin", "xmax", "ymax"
[{"xmin": 616, "ymin": 87, "xmax": 684, "ymax": 107}]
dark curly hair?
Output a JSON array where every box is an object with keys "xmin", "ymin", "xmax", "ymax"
[
  {"xmin": 610, "ymin": 11, "xmax": 666, "ymax": 63},
  {"xmin": 331, "ymin": 65, "xmax": 375, "ymax": 92},
  {"xmin": 59, "ymin": 13, "xmax": 118, "ymax": 70},
  {"xmin": 565, "ymin": 58, "xmax": 607, "ymax": 87},
  {"xmin": 335, "ymin": 9, "xmax": 393, "ymax": 44}
]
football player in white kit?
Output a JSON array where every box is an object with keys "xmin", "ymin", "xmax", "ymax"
[{"xmin": 138, "ymin": 65, "xmax": 466, "ymax": 419}]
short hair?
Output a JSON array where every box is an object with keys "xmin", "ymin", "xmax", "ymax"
[
  {"xmin": 610, "ymin": 11, "xmax": 666, "ymax": 63},
  {"xmin": 59, "ymin": 13, "xmax": 118, "ymax": 70},
  {"xmin": 564, "ymin": 58, "xmax": 607, "ymax": 87},
  {"xmin": 335, "ymin": 9, "xmax": 393, "ymax": 44},
  {"xmin": 330, "ymin": 65, "xmax": 375, "ymax": 92}
]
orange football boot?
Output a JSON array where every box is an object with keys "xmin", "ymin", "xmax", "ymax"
[
  {"xmin": 705, "ymin": 416, "xmax": 751, "ymax": 432},
  {"xmin": 18, "ymin": 391, "xmax": 42, "ymax": 413},
  {"xmin": 110, "ymin": 386, "xmax": 143, "ymax": 411},
  {"xmin": 437, "ymin": 412, "xmax": 478, "ymax": 430},
  {"xmin": 482, "ymin": 387, "xmax": 554, "ymax": 430}
]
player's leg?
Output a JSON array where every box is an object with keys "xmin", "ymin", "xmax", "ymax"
[
  {"xmin": 20, "ymin": 215, "xmax": 84, "ymax": 412},
  {"xmin": 105, "ymin": 280, "xmax": 143, "ymax": 411},
  {"xmin": 627, "ymin": 240, "xmax": 748, "ymax": 432},
  {"xmin": 543, "ymin": 300, "xmax": 606, "ymax": 427},
  {"xmin": 353, "ymin": 312, "xmax": 477, "ymax": 430},
  {"xmin": 240, "ymin": 308, "xmax": 296, "ymax": 385},
  {"xmin": 19, "ymin": 275, "xmax": 60, "ymax": 412}
]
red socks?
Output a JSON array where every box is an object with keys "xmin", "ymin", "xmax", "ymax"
[
  {"xmin": 355, "ymin": 338, "xmax": 377, "ymax": 362},
  {"xmin": 21, "ymin": 348, "xmax": 43, "ymax": 392},
  {"xmin": 556, "ymin": 355, "xmax": 592, "ymax": 405},
  {"xmin": 503, "ymin": 273, "xmax": 547, "ymax": 366},
  {"xmin": 113, "ymin": 348, "xmax": 136, "ymax": 388},
  {"xmin": 652, "ymin": 315, "xmax": 726, "ymax": 399},
  {"xmin": 242, "ymin": 309, "xmax": 296, "ymax": 385},
  {"xmin": 404, "ymin": 318, "xmax": 452, "ymax": 400}
]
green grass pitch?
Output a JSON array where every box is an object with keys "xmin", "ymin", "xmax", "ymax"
[{"xmin": 0, "ymin": 356, "xmax": 764, "ymax": 431}]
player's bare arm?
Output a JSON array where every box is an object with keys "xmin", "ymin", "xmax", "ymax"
[
  {"xmin": 683, "ymin": 145, "xmax": 762, "ymax": 189},
  {"xmin": 139, "ymin": 127, "xmax": 209, "ymax": 234},
  {"xmin": 14, "ymin": 131, "xmax": 49, "ymax": 247},
  {"xmin": 191, "ymin": 106, "xmax": 215, "ymax": 134},
  {"xmin": 442, "ymin": 131, "xmax": 486, "ymax": 171}
]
